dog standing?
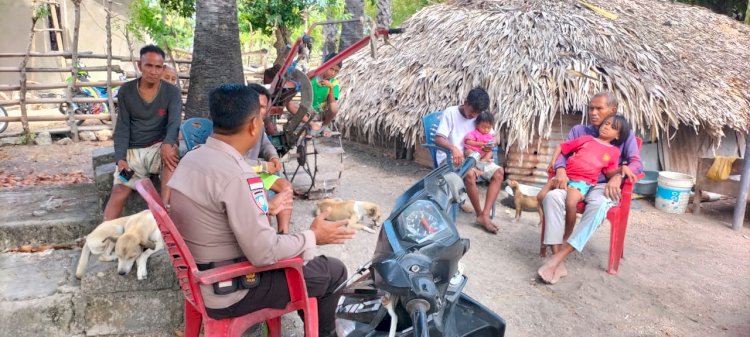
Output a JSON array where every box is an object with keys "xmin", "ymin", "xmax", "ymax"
[
  {"xmin": 315, "ymin": 198, "xmax": 382, "ymax": 233},
  {"xmin": 114, "ymin": 210, "xmax": 164, "ymax": 280},
  {"xmin": 75, "ymin": 216, "xmax": 127, "ymax": 279},
  {"xmin": 507, "ymin": 180, "xmax": 543, "ymax": 224}
]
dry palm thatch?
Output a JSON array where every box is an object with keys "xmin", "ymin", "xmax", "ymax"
[{"xmin": 335, "ymin": 0, "xmax": 750, "ymax": 150}]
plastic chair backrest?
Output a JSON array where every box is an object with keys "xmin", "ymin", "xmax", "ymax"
[
  {"xmin": 182, "ymin": 118, "xmax": 213, "ymax": 151},
  {"xmin": 135, "ymin": 179, "xmax": 207, "ymax": 314},
  {"xmin": 422, "ymin": 111, "xmax": 444, "ymax": 169}
]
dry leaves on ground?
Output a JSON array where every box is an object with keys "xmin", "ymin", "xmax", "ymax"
[{"xmin": 0, "ymin": 170, "xmax": 92, "ymax": 188}]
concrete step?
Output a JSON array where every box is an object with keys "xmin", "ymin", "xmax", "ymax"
[
  {"xmin": 0, "ymin": 184, "xmax": 100, "ymax": 251},
  {"xmin": 0, "ymin": 249, "xmax": 183, "ymax": 337}
]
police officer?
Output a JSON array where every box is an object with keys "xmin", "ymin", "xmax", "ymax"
[{"xmin": 168, "ymin": 84, "xmax": 355, "ymax": 336}]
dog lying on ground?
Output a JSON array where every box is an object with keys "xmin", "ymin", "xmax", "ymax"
[
  {"xmin": 115, "ymin": 210, "xmax": 164, "ymax": 280},
  {"xmin": 75, "ymin": 210, "xmax": 164, "ymax": 280},
  {"xmin": 507, "ymin": 180, "xmax": 543, "ymax": 224},
  {"xmin": 315, "ymin": 198, "xmax": 382, "ymax": 233},
  {"xmin": 75, "ymin": 216, "xmax": 127, "ymax": 279}
]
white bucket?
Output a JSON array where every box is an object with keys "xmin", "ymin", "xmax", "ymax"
[{"xmin": 655, "ymin": 171, "xmax": 694, "ymax": 214}]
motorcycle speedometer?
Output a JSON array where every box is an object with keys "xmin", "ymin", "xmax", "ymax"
[{"xmin": 396, "ymin": 200, "xmax": 451, "ymax": 244}]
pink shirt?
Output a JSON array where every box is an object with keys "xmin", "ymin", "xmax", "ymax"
[
  {"xmin": 560, "ymin": 135, "xmax": 620, "ymax": 185},
  {"xmin": 463, "ymin": 129, "xmax": 494, "ymax": 153}
]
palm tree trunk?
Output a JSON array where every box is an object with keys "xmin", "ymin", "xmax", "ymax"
[
  {"xmin": 323, "ymin": 10, "xmax": 338, "ymax": 57},
  {"xmin": 273, "ymin": 26, "xmax": 291, "ymax": 65},
  {"xmin": 185, "ymin": 0, "xmax": 244, "ymax": 119},
  {"xmin": 339, "ymin": 0, "xmax": 364, "ymax": 51},
  {"xmin": 745, "ymin": 0, "xmax": 749, "ymax": 24},
  {"xmin": 376, "ymin": 0, "xmax": 392, "ymax": 28}
]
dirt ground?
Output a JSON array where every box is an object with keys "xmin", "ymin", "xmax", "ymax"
[{"xmin": 1, "ymin": 135, "xmax": 749, "ymax": 337}]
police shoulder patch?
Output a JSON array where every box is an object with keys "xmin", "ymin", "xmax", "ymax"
[{"xmin": 246, "ymin": 177, "xmax": 268, "ymax": 214}]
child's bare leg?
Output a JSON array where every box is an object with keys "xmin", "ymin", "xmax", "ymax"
[
  {"xmin": 537, "ymin": 178, "xmax": 556, "ymax": 206},
  {"xmin": 270, "ymin": 179, "xmax": 293, "ymax": 234},
  {"xmin": 564, "ymin": 187, "xmax": 584, "ymax": 240}
]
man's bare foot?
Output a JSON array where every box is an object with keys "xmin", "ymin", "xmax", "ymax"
[
  {"xmin": 476, "ymin": 215, "xmax": 498, "ymax": 234},
  {"xmin": 537, "ymin": 258, "xmax": 559, "ymax": 284},
  {"xmin": 556, "ymin": 261, "xmax": 568, "ymax": 279}
]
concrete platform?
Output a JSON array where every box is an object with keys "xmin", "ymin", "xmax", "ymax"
[
  {"xmin": 0, "ymin": 184, "xmax": 100, "ymax": 250},
  {"xmin": 0, "ymin": 249, "xmax": 183, "ymax": 337}
]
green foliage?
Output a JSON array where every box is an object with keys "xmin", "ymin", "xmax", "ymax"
[
  {"xmin": 365, "ymin": 0, "xmax": 445, "ymax": 27},
  {"xmin": 126, "ymin": 0, "xmax": 194, "ymax": 50},
  {"xmin": 238, "ymin": 0, "xmax": 314, "ymax": 35},
  {"xmin": 157, "ymin": 0, "xmax": 195, "ymax": 17},
  {"xmin": 32, "ymin": 3, "xmax": 50, "ymax": 21}
]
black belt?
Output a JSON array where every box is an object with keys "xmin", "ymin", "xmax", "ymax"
[{"xmin": 197, "ymin": 257, "xmax": 261, "ymax": 294}]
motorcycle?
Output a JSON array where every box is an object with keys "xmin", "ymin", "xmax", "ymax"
[
  {"xmin": 335, "ymin": 153, "xmax": 506, "ymax": 337},
  {"xmin": 0, "ymin": 105, "xmax": 7, "ymax": 133},
  {"xmin": 58, "ymin": 66, "xmax": 124, "ymax": 125}
]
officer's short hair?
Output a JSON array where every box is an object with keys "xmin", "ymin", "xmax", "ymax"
[{"xmin": 209, "ymin": 84, "xmax": 260, "ymax": 135}]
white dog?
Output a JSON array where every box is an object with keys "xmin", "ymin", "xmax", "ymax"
[
  {"xmin": 114, "ymin": 210, "xmax": 164, "ymax": 280},
  {"xmin": 75, "ymin": 216, "xmax": 127, "ymax": 279}
]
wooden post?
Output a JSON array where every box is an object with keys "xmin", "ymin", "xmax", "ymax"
[
  {"xmin": 19, "ymin": 2, "xmax": 43, "ymax": 136},
  {"xmin": 67, "ymin": 0, "xmax": 81, "ymax": 141},
  {"xmin": 48, "ymin": 2, "xmax": 66, "ymax": 82},
  {"xmin": 105, "ymin": 0, "xmax": 115, "ymax": 129},
  {"xmin": 732, "ymin": 133, "xmax": 750, "ymax": 230}
]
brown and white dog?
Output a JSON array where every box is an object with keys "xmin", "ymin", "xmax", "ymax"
[
  {"xmin": 315, "ymin": 198, "xmax": 382, "ymax": 233},
  {"xmin": 507, "ymin": 180, "xmax": 543, "ymax": 224},
  {"xmin": 75, "ymin": 210, "xmax": 163, "ymax": 280}
]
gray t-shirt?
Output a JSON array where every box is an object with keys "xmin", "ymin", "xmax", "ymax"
[{"xmin": 113, "ymin": 79, "xmax": 182, "ymax": 162}]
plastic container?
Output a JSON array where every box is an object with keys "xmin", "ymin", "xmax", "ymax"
[
  {"xmin": 634, "ymin": 170, "xmax": 658, "ymax": 196},
  {"xmin": 655, "ymin": 171, "xmax": 694, "ymax": 214}
]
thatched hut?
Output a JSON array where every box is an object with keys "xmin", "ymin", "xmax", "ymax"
[{"xmin": 336, "ymin": 0, "xmax": 750, "ymax": 184}]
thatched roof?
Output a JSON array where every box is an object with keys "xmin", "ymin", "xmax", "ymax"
[{"xmin": 336, "ymin": 0, "xmax": 750, "ymax": 149}]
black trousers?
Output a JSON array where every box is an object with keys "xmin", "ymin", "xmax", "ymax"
[{"xmin": 206, "ymin": 255, "xmax": 347, "ymax": 336}]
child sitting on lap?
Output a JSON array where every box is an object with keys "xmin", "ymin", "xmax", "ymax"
[{"xmin": 463, "ymin": 112, "xmax": 501, "ymax": 180}]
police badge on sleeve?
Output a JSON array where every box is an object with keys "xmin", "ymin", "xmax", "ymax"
[{"xmin": 246, "ymin": 177, "xmax": 268, "ymax": 214}]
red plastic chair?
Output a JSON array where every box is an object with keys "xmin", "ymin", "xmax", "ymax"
[
  {"xmin": 135, "ymin": 179, "xmax": 318, "ymax": 337},
  {"xmin": 539, "ymin": 137, "xmax": 644, "ymax": 275}
]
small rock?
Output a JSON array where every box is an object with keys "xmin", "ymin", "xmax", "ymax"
[
  {"xmin": 95, "ymin": 129, "xmax": 113, "ymax": 141},
  {"xmin": 32, "ymin": 210, "xmax": 48, "ymax": 217},
  {"xmin": 56, "ymin": 137, "xmax": 73, "ymax": 145},
  {"xmin": 34, "ymin": 131, "xmax": 52, "ymax": 145},
  {"xmin": 0, "ymin": 137, "xmax": 21, "ymax": 146},
  {"xmin": 79, "ymin": 131, "xmax": 97, "ymax": 141}
]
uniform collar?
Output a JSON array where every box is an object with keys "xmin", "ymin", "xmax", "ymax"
[{"xmin": 205, "ymin": 137, "xmax": 246, "ymax": 162}]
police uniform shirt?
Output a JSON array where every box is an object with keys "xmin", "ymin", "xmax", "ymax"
[{"xmin": 168, "ymin": 137, "xmax": 316, "ymax": 309}]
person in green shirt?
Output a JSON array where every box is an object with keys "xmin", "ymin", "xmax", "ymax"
[{"xmin": 287, "ymin": 53, "xmax": 342, "ymax": 137}]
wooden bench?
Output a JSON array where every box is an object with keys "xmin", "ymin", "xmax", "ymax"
[{"xmin": 692, "ymin": 157, "xmax": 747, "ymax": 214}]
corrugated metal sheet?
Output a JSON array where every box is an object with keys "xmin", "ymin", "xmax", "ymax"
[{"xmin": 506, "ymin": 114, "xmax": 582, "ymax": 187}]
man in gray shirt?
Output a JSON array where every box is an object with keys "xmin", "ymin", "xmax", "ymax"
[{"xmin": 104, "ymin": 44, "xmax": 182, "ymax": 220}]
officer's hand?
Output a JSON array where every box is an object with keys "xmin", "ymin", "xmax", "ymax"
[
  {"xmin": 311, "ymin": 207, "xmax": 356, "ymax": 245},
  {"xmin": 267, "ymin": 187, "xmax": 293, "ymax": 216},
  {"xmin": 116, "ymin": 160, "xmax": 131, "ymax": 172},
  {"xmin": 160, "ymin": 143, "xmax": 179, "ymax": 171}
]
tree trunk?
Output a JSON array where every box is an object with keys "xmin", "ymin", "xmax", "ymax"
[
  {"xmin": 339, "ymin": 0, "xmax": 364, "ymax": 51},
  {"xmin": 322, "ymin": 10, "xmax": 338, "ymax": 57},
  {"xmin": 376, "ymin": 0, "xmax": 392, "ymax": 28},
  {"xmin": 273, "ymin": 26, "xmax": 291, "ymax": 65},
  {"xmin": 185, "ymin": 0, "xmax": 244, "ymax": 119},
  {"xmin": 745, "ymin": 0, "xmax": 750, "ymax": 24}
]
